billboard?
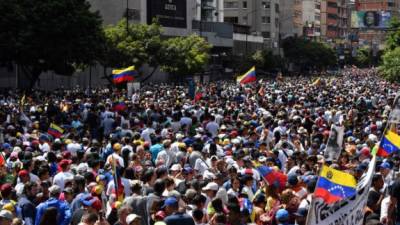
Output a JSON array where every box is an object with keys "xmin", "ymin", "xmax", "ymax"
[
  {"xmin": 147, "ymin": 0, "xmax": 187, "ymax": 28},
  {"xmin": 351, "ymin": 11, "xmax": 391, "ymax": 28}
]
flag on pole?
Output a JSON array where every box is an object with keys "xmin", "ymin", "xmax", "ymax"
[
  {"xmin": 377, "ymin": 130, "xmax": 400, "ymax": 157},
  {"xmin": 257, "ymin": 165, "xmax": 287, "ymax": 191},
  {"xmin": 112, "ymin": 66, "xmax": 136, "ymax": 84},
  {"xmin": 237, "ymin": 66, "xmax": 256, "ymax": 84},
  {"xmin": 314, "ymin": 165, "xmax": 357, "ymax": 204},
  {"xmin": 47, "ymin": 123, "xmax": 64, "ymax": 138}
]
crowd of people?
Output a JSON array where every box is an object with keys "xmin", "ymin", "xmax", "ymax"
[{"xmin": 0, "ymin": 68, "xmax": 399, "ymax": 225}]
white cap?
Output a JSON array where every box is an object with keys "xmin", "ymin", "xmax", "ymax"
[
  {"xmin": 170, "ymin": 164, "xmax": 182, "ymax": 171},
  {"xmin": 0, "ymin": 210, "xmax": 13, "ymax": 220},
  {"xmin": 126, "ymin": 214, "xmax": 141, "ymax": 224},
  {"xmin": 202, "ymin": 182, "xmax": 219, "ymax": 191}
]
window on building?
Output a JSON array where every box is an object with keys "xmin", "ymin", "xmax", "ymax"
[
  {"xmin": 242, "ymin": 1, "xmax": 247, "ymax": 8},
  {"xmin": 262, "ymin": 1, "xmax": 270, "ymax": 8},
  {"xmin": 224, "ymin": 1, "xmax": 239, "ymax": 8},
  {"xmin": 261, "ymin": 16, "xmax": 271, "ymax": 23},
  {"xmin": 275, "ymin": 18, "xmax": 279, "ymax": 27},
  {"xmin": 316, "ymin": 4, "xmax": 321, "ymax": 9},
  {"xmin": 224, "ymin": 17, "xmax": 239, "ymax": 23},
  {"xmin": 262, "ymin": 31, "xmax": 271, "ymax": 38},
  {"xmin": 243, "ymin": 16, "xmax": 248, "ymax": 23},
  {"xmin": 388, "ymin": 2, "xmax": 395, "ymax": 7},
  {"xmin": 275, "ymin": 3, "xmax": 279, "ymax": 13},
  {"xmin": 327, "ymin": 2, "xmax": 337, "ymax": 7},
  {"xmin": 327, "ymin": 25, "xmax": 337, "ymax": 30},
  {"xmin": 328, "ymin": 13, "xmax": 337, "ymax": 19},
  {"xmin": 315, "ymin": 15, "xmax": 321, "ymax": 20}
]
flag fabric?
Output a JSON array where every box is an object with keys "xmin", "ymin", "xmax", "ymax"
[
  {"xmin": 377, "ymin": 130, "xmax": 400, "ymax": 157},
  {"xmin": 47, "ymin": 123, "xmax": 64, "ymax": 138},
  {"xmin": 257, "ymin": 166, "xmax": 287, "ymax": 190},
  {"xmin": 312, "ymin": 78, "xmax": 321, "ymax": 86},
  {"xmin": 237, "ymin": 66, "xmax": 256, "ymax": 84},
  {"xmin": 112, "ymin": 66, "xmax": 136, "ymax": 84},
  {"xmin": 194, "ymin": 92, "xmax": 203, "ymax": 102},
  {"xmin": 314, "ymin": 165, "xmax": 357, "ymax": 204},
  {"xmin": 0, "ymin": 153, "xmax": 5, "ymax": 167},
  {"xmin": 113, "ymin": 102, "xmax": 127, "ymax": 112}
]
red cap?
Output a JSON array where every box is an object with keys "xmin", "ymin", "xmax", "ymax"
[
  {"xmin": 0, "ymin": 183, "xmax": 12, "ymax": 196},
  {"xmin": 360, "ymin": 147, "xmax": 371, "ymax": 157},
  {"xmin": 62, "ymin": 151, "xmax": 71, "ymax": 159},
  {"xmin": 59, "ymin": 159, "xmax": 72, "ymax": 167},
  {"xmin": 18, "ymin": 170, "xmax": 29, "ymax": 177}
]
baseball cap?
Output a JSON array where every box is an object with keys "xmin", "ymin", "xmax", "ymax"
[
  {"xmin": 202, "ymin": 182, "xmax": 219, "ymax": 191},
  {"xmin": 170, "ymin": 164, "xmax": 182, "ymax": 171},
  {"xmin": 0, "ymin": 183, "xmax": 12, "ymax": 196},
  {"xmin": 0, "ymin": 210, "xmax": 13, "ymax": 220},
  {"xmin": 81, "ymin": 195, "xmax": 102, "ymax": 211},
  {"xmin": 59, "ymin": 159, "xmax": 72, "ymax": 167},
  {"xmin": 288, "ymin": 174, "xmax": 298, "ymax": 186},
  {"xmin": 380, "ymin": 162, "xmax": 392, "ymax": 170},
  {"xmin": 276, "ymin": 209, "xmax": 289, "ymax": 221},
  {"xmin": 161, "ymin": 197, "xmax": 178, "ymax": 209},
  {"xmin": 18, "ymin": 170, "xmax": 29, "ymax": 177},
  {"xmin": 49, "ymin": 185, "xmax": 61, "ymax": 195},
  {"xmin": 126, "ymin": 214, "xmax": 141, "ymax": 224}
]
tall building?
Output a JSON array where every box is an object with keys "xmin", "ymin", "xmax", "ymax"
[
  {"xmin": 223, "ymin": 0, "xmax": 280, "ymax": 49},
  {"xmin": 302, "ymin": 0, "xmax": 322, "ymax": 38},
  {"xmin": 279, "ymin": 0, "xmax": 303, "ymax": 38}
]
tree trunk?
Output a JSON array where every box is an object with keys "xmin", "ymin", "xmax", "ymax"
[{"xmin": 140, "ymin": 66, "xmax": 158, "ymax": 83}]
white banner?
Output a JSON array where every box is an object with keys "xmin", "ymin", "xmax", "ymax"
[{"xmin": 306, "ymin": 155, "xmax": 376, "ymax": 225}]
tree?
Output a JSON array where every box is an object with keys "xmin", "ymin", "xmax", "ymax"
[
  {"xmin": 0, "ymin": 0, "xmax": 105, "ymax": 89},
  {"xmin": 379, "ymin": 47, "xmax": 400, "ymax": 82},
  {"xmin": 355, "ymin": 46, "xmax": 372, "ymax": 68},
  {"xmin": 102, "ymin": 19, "xmax": 163, "ymax": 82},
  {"xmin": 384, "ymin": 17, "xmax": 400, "ymax": 51},
  {"xmin": 160, "ymin": 35, "xmax": 211, "ymax": 78},
  {"xmin": 282, "ymin": 37, "xmax": 336, "ymax": 72},
  {"xmin": 251, "ymin": 50, "xmax": 283, "ymax": 72}
]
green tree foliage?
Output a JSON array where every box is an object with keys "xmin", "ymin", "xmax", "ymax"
[
  {"xmin": 160, "ymin": 35, "xmax": 212, "ymax": 77},
  {"xmin": 0, "ymin": 0, "xmax": 105, "ymax": 88},
  {"xmin": 384, "ymin": 17, "xmax": 400, "ymax": 51},
  {"xmin": 379, "ymin": 47, "xmax": 400, "ymax": 82},
  {"xmin": 251, "ymin": 50, "xmax": 283, "ymax": 71},
  {"xmin": 355, "ymin": 46, "xmax": 372, "ymax": 68},
  {"xmin": 282, "ymin": 37, "xmax": 336, "ymax": 71},
  {"xmin": 102, "ymin": 19, "xmax": 163, "ymax": 71}
]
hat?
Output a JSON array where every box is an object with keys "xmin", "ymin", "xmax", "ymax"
[
  {"xmin": 59, "ymin": 159, "xmax": 72, "ymax": 167},
  {"xmin": 170, "ymin": 164, "xmax": 182, "ymax": 171},
  {"xmin": 380, "ymin": 162, "xmax": 392, "ymax": 170},
  {"xmin": 258, "ymin": 156, "xmax": 267, "ymax": 162},
  {"xmin": 49, "ymin": 185, "xmax": 61, "ymax": 195},
  {"xmin": 185, "ymin": 189, "xmax": 197, "ymax": 200},
  {"xmin": 63, "ymin": 187, "xmax": 74, "ymax": 194},
  {"xmin": 18, "ymin": 170, "xmax": 29, "ymax": 177},
  {"xmin": 126, "ymin": 214, "xmax": 141, "ymax": 224},
  {"xmin": 0, "ymin": 210, "xmax": 13, "ymax": 220},
  {"xmin": 0, "ymin": 183, "xmax": 12, "ymax": 197},
  {"xmin": 113, "ymin": 143, "xmax": 122, "ymax": 151},
  {"xmin": 294, "ymin": 208, "xmax": 308, "ymax": 217},
  {"xmin": 161, "ymin": 197, "xmax": 178, "ymax": 209},
  {"xmin": 276, "ymin": 209, "xmax": 289, "ymax": 221},
  {"xmin": 182, "ymin": 166, "xmax": 193, "ymax": 174},
  {"xmin": 202, "ymin": 182, "xmax": 219, "ymax": 191}
]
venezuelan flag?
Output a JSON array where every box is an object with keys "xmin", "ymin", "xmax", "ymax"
[
  {"xmin": 314, "ymin": 165, "xmax": 356, "ymax": 204},
  {"xmin": 377, "ymin": 130, "xmax": 400, "ymax": 157},
  {"xmin": 112, "ymin": 66, "xmax": 136, "ymax": 84},
  {"xmin": 47, "ymin": 123, "xmax": 64, "ymax": 138},
  {"xmin": 237, "ymin": 66, "xmax": 256, "ymax": 84},
  {"xmin": 257, "ymin": 165, "xmax": 287, "ymax": 191},
  {"xmin": 113, "ymin": 102, "xmax": 127, "ymax": 112}
]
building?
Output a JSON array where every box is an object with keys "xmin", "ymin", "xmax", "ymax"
[
  {"xmin": 302, "ymin": 0, "xmax": 322, "ymax": 38},
  {"xmin": 279, "ymin": 0, "xmax": 303, "ymax": 38},
  {"xmin": 223, "ymin": 0, "xmax": 280, "ymax": 52},
  {"xmin": 352, "ymin": 0, "xmax": 400, "ymax": 48}
]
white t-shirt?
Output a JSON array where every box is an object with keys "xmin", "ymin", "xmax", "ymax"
[
  {"xmin": 106, "ymin": 153, "xmax": 125, "ymax": 168},
  {"xmin": 67, "ymin": 142, "xmax": 82, "ymax": 155},
  {"xmin": 106, "ymin": 178, "xmax": 132, "ymax": 197},
  {"xmin": 53, "ymin": 171, "xmax": 74, "ymax": 191},
  {"xmin": 194, "ymin": 158, "xmax": 208, "ymax": 175}
]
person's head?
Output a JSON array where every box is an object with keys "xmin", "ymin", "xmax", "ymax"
[
  {"xmin": 59, "ymin": 159, "xmax": 72, "ymax": 172},
  {"xmin": 162, "ymin": 197, "xmax": 179, "ymax": 215},
  {"xmin": 0, "ymin": 210, "xmax": 12, "ymax": 225},
  {"xmin": 23, "ymin": 182, "xmax": 38, "ymax": 198},
  {"xmin": 275, "ymin": 209, "xmax": 289, "ymax": 223},
  {"xmin": 126, "ymin": 214, "xmax": 141, "ymax": 225},
  {"xmin": 48, "ymin": 185, "xmax": 61, "ymax": 198},
  {"xmin": 81, "ymin": 195, "xmax": 102, "ymax": 213},
  {"xmin": 39, "ymin": 207, "xmax": 58, "ymax": 225},
  {"xmin": 18, "ymin": 170, "xmax": 29, "ymax": 183},
  {"xmin": 73, "ymin": 175, "xmax": 86, "ymax": 193},
  {"xmin": 379, "ymin": 162, "xmax": 391, "ymax": 177},
  {"xmin": 192, "ymin": 209, "xmax": 204, "ymax": 223},
  {"xmin": 371, "ymin": 174, "xmax": 383, "ymax": 190},
  {"xmin": 0, "ymin": 184, "xmax": 12, "ymax": 199},
  {"xmin": 294, "ymin": 208, "xmax": 308, "ymax": 225},
  {"xmin": 153, "ymin": 179, "xmax": 166, "ymax": 196},
  {"xmin": 80, "ymin": 212, "xmax": 98, "ymax": 225},
  {"xmin": 117, "ymin": 206, "xmax": 133, "ymax": 225}
]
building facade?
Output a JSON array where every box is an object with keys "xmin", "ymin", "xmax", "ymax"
[
  {"xmin": 302, "ymin": 0, "xmax": 322, "ymax": 38},
  {"xmin": 223, "ymin": 0, "xmax": 280, "ymax": 50},
  {"xmin": 279, "ymin": 0, "xmax": 303, "ymax": 38}
]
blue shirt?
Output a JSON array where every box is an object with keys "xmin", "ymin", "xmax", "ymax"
[
  {"xmin": 35, "ymin": 198, "xmax": 71, "ymax": 225},
  {"xmin": 149, "ymin": 144, "xmax": 164, "ymax": 163},
  {"xmin": 164, "ymin": 212, "xmax": 195, "ymax": 225}
]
